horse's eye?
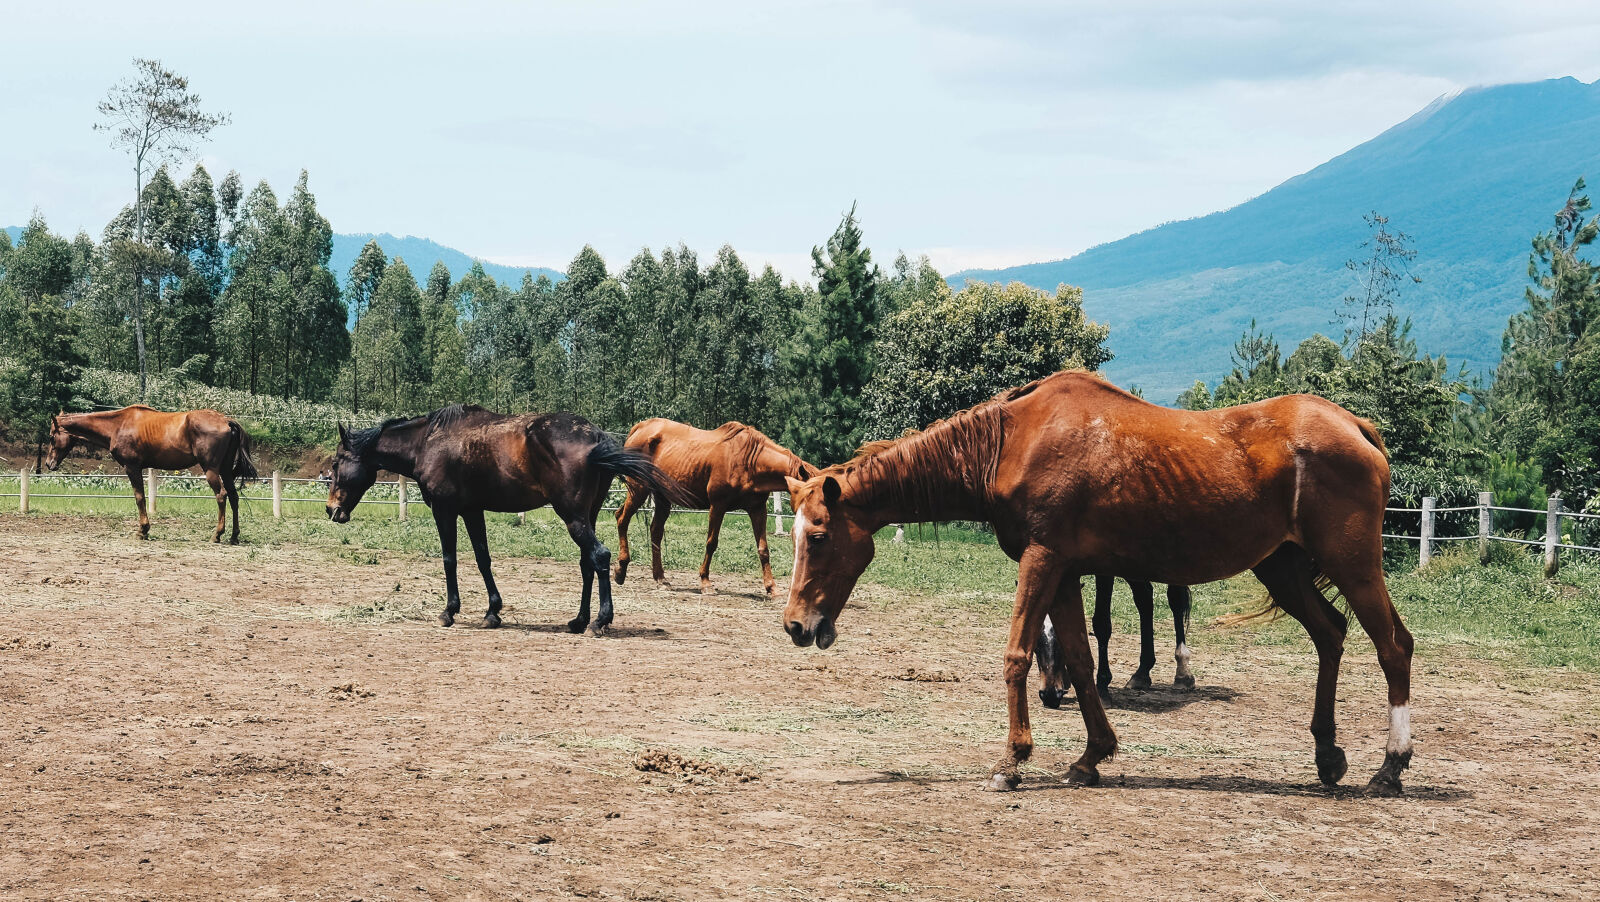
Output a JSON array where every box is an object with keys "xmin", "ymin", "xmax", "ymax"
[{"xmin": 808, "ymin": 531, "xmax": 828, "ymax": 544}]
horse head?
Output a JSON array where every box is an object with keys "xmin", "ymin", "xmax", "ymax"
[
  {"xmin": 781, "ymin": 473, "xmax": 876, "ymax": 650},
  {"xmin": 326, "ymin": 423, "xmax": 378, "ymax": 523},
  {"xmin": 43, "ymin": 413, "xmax": 73, "ymax": 471}
]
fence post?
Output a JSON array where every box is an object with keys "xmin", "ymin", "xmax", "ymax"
[
  {"xmin": 518, "ymin": 511, "xmax": 526, "ymax": 526},
  {"xmin": 1418, "ymin": 496, "xmax": 1435, "ymax": 569},
  {"xmin": 146, "ymin": 469, "xmax": 157, "ymax": 517},
  {"xmin": 397, "ymin": 475, "xmax": 408, "ymax": 521},
  {"xmin": 772, "ymin": 492, "xmax": 786, "ymax": 536},
  {"xmin": 893, "ymin": 525, "xmax": 905, "ymax": 543},
  {"xmin": 1545, "ymin": 494, "xmax": 1562, "ymax": 578},
  {"xmin": 1478, "ymin": 491, "xmax": 1492, "ymax": 564},
  {"xmin": 272, "ymin": 471, "xmax": 283, "ymax": 519},
  {"xmin": 19, "ymin": 469, "xmax": 29, "ymax": 514}
]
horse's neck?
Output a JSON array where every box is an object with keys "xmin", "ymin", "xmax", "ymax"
[
  {"xmin": 752, "ymin": 446, "xmax": 808, "ymax": 489},
  {"xmin": 61, "ymin": 412, "xmax": 121, "ymax": 448},
  {"xmin": 370, "ymin": 422, "xmax": 426, "ymax": 479}
]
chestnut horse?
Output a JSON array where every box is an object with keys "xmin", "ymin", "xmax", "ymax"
[
  {"xmin": 326, "ymin": 405, "xmax": 694, "ymax": 635},
  {"xmin": 44, "ymin": 406, "xmax": 257, "ymax": 543},
  {"xmin": 1035, "ymin": 576, "xmax": 1193, "ymax": 709},
  {"xmin": 613, "ymin": 419, "xmax": 813, "ymax": 596},
  {"xmin": 781, "ymin": 371, "xmax": 1414, "ymax": 796}
]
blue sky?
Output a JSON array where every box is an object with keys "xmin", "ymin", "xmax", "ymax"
[{"xmin": 4, "ymin": 1, "xmax": 1598, "ymax": 282}]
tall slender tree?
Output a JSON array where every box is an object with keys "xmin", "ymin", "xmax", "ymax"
[{"xmin": 95, "ymin": 58, "xmax": 228, "ymax": 396}]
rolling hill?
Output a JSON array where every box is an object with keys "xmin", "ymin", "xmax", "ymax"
[
  {"xmin": 951, "ymin": 77, "xmax": 1600, "ymax": 401},
  {"xmin": 328, "ymin": 233, "xmax": 563, "ymax": 291}
]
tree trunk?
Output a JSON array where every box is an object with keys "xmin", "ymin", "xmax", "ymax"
[{"xmin": 133, "ymin": 160, "xmax": 149, "ymax": 399}]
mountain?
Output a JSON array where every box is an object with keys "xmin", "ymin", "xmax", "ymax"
[
  {"xmin": 329, "ymin": 232, "xmax": 563, "ymax": 290},
  {"xmin": 951, "ymin": 77, "xmax": 1600, "ymax": 401}
]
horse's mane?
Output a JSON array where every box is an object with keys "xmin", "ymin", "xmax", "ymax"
[
  {"xmin": 345, "ymin": 405, "xmax": 501, "ymax": 457},
  {"xmin": 830, "ymin": 388, "xmax": 1019, "ymax": 518}
]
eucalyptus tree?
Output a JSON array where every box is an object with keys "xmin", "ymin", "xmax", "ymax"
[{"xmin": 95, "ymin": 58, "xmax": 228, "ymax": 396}]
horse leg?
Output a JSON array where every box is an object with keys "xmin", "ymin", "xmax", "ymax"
[
  {"xmin": 1169, "ymin": 585, "xmax": 1195, "ymax": 688},
  {"xmin": 1316, "ymin": 553, "xmax": 1416, "ymax": 796},
  {"xmin": 649, "ymin": 494, "xmax": 671, "ymax": 586},
  {"xmin": 461, "ymin": 510, "xmax": 503, "ymax": 628},
  {"xmin": 433, "ymin": 507, "xmax": 463, "ymax": 628},
  {"xmin": 126, "ymin": 466, "xmax": 150, "ymax": 539},
  {"xmin": 1034, "ymin": 615, "xmax": 1069, "ymax": 709},
  {"xmin": 1126, "ymin": 580, "xmax": 1156, "ymax": 691},
  {"xmin": 565, "ymin": 516, "xmax": 613, "ymax": 636},
  {"xmin": 1092, "ymin": 574, "xmax": 1114, "ymax": 696},
  {"xmin": 227, "ymin": 478, "xmax": 241, "ymax": 545},
  {"xmin": 1252, "ymin": 545, "xmax": 1350, "ymax": 787},
  {"xmin": 985, "ymin": 545, "xmax": 1063, "ymax": 792},
  {"xmin": 747, "ymin": 501, "xmax": 776, "ymax": 597},
  {"xmin": 613, "ymin": 484, "xmax": 645, "ymax": 585},
  {"xmin": 588, "ymin": 491, "xmax": 615, "ymax": 634},
  {"xmin": 1047, "ymin": 576, "xmax": 1118, "ymax": 786},
  {"xmin": 204, "ymin": 469, "xmax": 227, "ymax": 543},
  {"xmin": 698, "ymin": 504, "xmax": 726, "ymax": 594}
]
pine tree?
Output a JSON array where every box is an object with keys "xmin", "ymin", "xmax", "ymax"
[{"xmin": 778, "ymin": 206, "xmax": 881, "ymax": 464}]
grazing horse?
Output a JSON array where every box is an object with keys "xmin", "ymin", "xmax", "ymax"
[
  {"xmin": 44, "ymin": 406, "xmax": 257, "ymax": 543},
  {"xmin": 325, "ymin": 405, "xmax": 693, "ymax": 635},
  {"xmin": 613, "ymin": 418, "xmax": 814, "ymax": 596},
  {"xmin": 1035, "ymin": 577, "xmax": 1194, "ymax": 708},
  {"xmin": 781, "ymin": 370, "xmax": 1413, "ymax": 796}
]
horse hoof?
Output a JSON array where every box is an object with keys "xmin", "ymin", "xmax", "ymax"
[
  {"xmin": 1316, "ymin": 745, "xmax": 1348, "ymax": 786},
  {"xmin": 1174, "ymin": 674, "xmax": 1196, "ymax": 690},
  {"xmin": 699, "ymin": 585, "xmax": 716, "ymax": 596},
  {"xmin": 1038, "ymin": 688, "xmax": 1066, "ymax": 710},
  {"xmin": 483, "ymin": 613, "xmax": 502, "ymax": 629},
  {"xmin": 438, "ymin": 613, "xmax": 455, "ymax": 628},
  {"xmin": 588, "ymin": 623, "xmax": 611, "ymax": 638},
  {"xmin": 1364, "ymin": 774, "xmax": 1404, "ymax": 798},
  {"xmin": 1066, "ymin": 765, "xmax": 1100, "ymax": 787},
  {"xmin": 230, "ymin": 537, "xmax": 240, "ymax": 546},
  {"xmin": 567, "ymin": 618, "xmax": 589, "ymax": 634},
  {"xmin": 983, "ymin": 772, "xmax": 1020, "ymax": 792},
  {"xmin": 1096, "ymin": 685, "xmax": 1112, "ymax": 702},
  {"xmin": 1124, "ymin": 673, "xmax": 1153, "ymax": 691},
  {"xmin": 614, "ymin": 563, "xmax": 629, "ymax": 584}
]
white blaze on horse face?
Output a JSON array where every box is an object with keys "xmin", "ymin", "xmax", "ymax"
[
  {"xmin": 792, "ymin": 510, "xmax": 808, "ymax": 562},
  {"xmin": 1387, "ymin": 704, "xmax": 1412, "ymax": 757}
]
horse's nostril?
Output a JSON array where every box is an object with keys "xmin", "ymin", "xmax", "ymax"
[{"xmin": 784, "ymin": 620, "xmax": 804, "ymax": 640}]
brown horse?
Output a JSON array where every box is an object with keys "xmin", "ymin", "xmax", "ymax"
[
  {"xmin": 44, "ymin": 406, "xmax": 257, "ymax": 543},
  {"xmin": 781, "ymin": 371, "xmax": 1414, "ymax": 796},
  {"xmin": 326, "ymin": 405, "xmax": 694, "ymax": 634},
  {"xmin": 1035, "ymin": 576, "xmax": 1193, "ymax": 709},
  {"xmin": 613, "ymin": 419, "xmax": 813, "ymax": 596}
]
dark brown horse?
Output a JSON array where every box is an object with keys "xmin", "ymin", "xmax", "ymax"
[
  {"xmin": 613, "ymin": 418, "xmax": 814, "ymax": 596},
  {"xmin": 326, "ymin": 405, "xmax": 693, "ymax": 634},
  {"xmin": 1035, "ymin": 576, "xmax": 1193, "ymax": 708},
  {"xmin": 781, "ymin": 371, "xmax": 1414, "ymax": 795},
  {"xmin": 44, "ymin": 406, "xmax": 257, "ymax": 543}
]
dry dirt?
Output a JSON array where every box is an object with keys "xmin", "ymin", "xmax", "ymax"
[{"xmin": 2, "ymin": 514, "xmax": 1598, "ymax": 900}]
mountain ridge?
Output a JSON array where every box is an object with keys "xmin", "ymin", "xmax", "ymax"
[{"xmin": 952, "ymin": 76, "xmax": 1600, "ymax": 399}]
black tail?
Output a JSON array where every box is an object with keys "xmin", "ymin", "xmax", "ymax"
[
  {"xmin": 228, "ymin": 421, "xmax": 259, "ymax": 489},
  {"xmin": 588, "ymin": 437, "xmax": 696, "ymax": 507}
]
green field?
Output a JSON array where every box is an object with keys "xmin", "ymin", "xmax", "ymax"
[{"xmin": 4, "ymin": 473, "xmax": 1597, "ymax": 674}]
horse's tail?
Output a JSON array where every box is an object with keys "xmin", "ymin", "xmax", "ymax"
[
  {"xmin": 588, "ymin": 436, "xmax": 696, "ymax": 507},
  {"xmin": 1355, "ymin": 416, "xmax": 1388, "ymax": 461},
  {"xmin": 228, "ymin": 420, "xmax": 259, "ymax": 488},
  {"xmin": 1217, "ymin": 552, "xmax": 1345, "ymax": 627}
]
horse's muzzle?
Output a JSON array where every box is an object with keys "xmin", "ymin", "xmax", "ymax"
[
  {"xmin": 327, "ymin": 505, "xmax": 350, "ymax": 524},
  {"xmin": 784, "ymin": 616, "xmax": 836, "ymax": 650}
]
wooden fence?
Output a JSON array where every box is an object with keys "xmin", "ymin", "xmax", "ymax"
[{"xmin": 5, "ymin": 473, "xmax": 1596, "ymax": 574}]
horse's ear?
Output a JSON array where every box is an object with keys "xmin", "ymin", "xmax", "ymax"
[
  {"xmin": 337, "ymin": 423, "xmax": 349, "ymax": 447},
  {"xmin": 795, "ymin": 464, "xmax": 812, "ymax": 480},
  {"xmin": 785, "ymin": 476, "xmax": 806, "ymax": 495},
  {"xmin": 822, "ymin": 475, "xmax": 842, "ymax": 505}
]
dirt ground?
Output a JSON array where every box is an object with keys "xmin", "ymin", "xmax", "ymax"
[{"xmin": 2, "ymin": 514, "xmax": 1597, "ymax": 900}]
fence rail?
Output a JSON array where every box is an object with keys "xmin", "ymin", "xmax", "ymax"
[{"xmin": 4, "ymin": 472, "xmax": 1593, "ymax": 573}]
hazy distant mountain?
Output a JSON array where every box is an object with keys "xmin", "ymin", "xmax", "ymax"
[
  {"xmin": 3, "ymin": 227, "xmax": 564, "ymax": 291},
  {"xmin": 330, "ymin": 232, "xmax": 563, "ymax": 290},
  {"xmin": 952, "ymin": 77, "xmax": 1600, "ymax": 401}
]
